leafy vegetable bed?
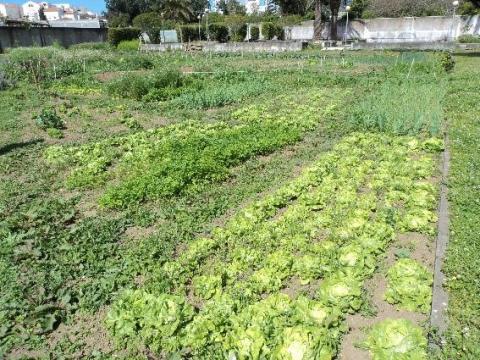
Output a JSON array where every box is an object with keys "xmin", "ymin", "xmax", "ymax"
[
  {"xmin": 44, "ymin": 91, "xmax": 339, "ymax": 208},
  {"xmin": 106, "ymin": 133, "xmax": 442, "ymax": 358}
]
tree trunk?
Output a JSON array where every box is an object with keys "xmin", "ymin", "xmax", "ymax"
[
  {"xmin": 313, "ymin": 0, "xmax": 322, "ymax": 40},
  {"xmin": 329, "ymin": 0, "xmax": 341, "ymax": 41}
]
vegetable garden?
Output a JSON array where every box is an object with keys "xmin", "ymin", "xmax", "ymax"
[{"xmin": 0, "ymin": 46, "xmax": 479, "ymax": 359}]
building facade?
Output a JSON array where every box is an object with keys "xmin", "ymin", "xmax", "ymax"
[
  {"xmin": 22, "ymin": 1, "xmax": 42, "ymax": 20},
  {"xmin": 0, "ymin": 3, "xmax": 23, "ymax": 19}
]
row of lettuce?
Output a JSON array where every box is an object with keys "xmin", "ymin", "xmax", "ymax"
[
  {"xmin": 104, "ymin": 133, "xmax": 442, "ymax": 359},
  {"xmin": 44, "ymin": 91, "xmax": 339, "ymax": 208}
]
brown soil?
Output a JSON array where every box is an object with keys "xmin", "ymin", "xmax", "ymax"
[
  {"xmin": 125, "ymin": 225, "xmax": 157, "ymax": 241},
  {"xmin": 339, "ymin": 231, "xmax": 434, "ymax": 359}
]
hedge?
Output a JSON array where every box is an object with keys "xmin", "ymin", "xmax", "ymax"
[
  {"xmin": 108, "ymin": 27, "xmax": 141, "ymax": 46},
  {"xmin": 250, "ymin": 26, "xmax": 260, "ymax": 41},
  {"xmin": 178, "ymin": 24, "xmax": 206, "ymax": 42},
  {"xmin": 209, "ymin": 23, "xmax": 229, "ymax": 42},
  {"xmin": 261, "ymin": 22, "xmax": 284, "ymax": 40},
  {"xmin": 230, "ymin": 23, "xmax": 247, "ymax": 42}
]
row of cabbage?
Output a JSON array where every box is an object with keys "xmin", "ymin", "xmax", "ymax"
[
  {"xmin": 44, "ymin": 91, "xmax": 339, "ymax": 208},
  {"xmin": 106, "ymin": 133, "xmax": 443, "ymax": 359}
]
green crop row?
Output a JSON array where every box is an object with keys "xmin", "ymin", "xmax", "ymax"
[
  {"xmin": 106, "ymin": 133, "xmax": 442, "ymax": 358},
  {"xmin": 44, "ymin": 91, "xmax": 339, "ymax": 208}
]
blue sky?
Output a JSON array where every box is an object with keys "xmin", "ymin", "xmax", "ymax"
[{"xmin": 9, "ymin": 0, "xmax": 106, "ymax": 13}]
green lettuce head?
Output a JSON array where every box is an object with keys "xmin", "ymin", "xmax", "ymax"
[{"xmin": 362, "ymin": 319, "xmax": 427, "ymax": 360}]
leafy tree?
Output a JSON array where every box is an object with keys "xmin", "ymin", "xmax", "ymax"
[
  {"xmin": 273, "ymin": 0, "xmax": 311, "ymax": 15},
  {"xmin": 459, "ymin": 0, "xmax": 480, "ymax": 15},
  {"xmin": 106, "ymin": 0, "xmax": 151, "ymax": 21},
  {"xmin": 108, "ymin": 13, "xmax": 130, "ymax": 27},
  {"xmin": 218, "ymin": 0, "xmax": 246, "ymax": 15}
]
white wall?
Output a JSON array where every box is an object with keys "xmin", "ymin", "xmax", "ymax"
[{"xmin": 286, "ymin": 15, "xmax": 480, "ymax": 42}]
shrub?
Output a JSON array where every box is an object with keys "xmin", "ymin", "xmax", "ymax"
[
  {"xmin": 262, "ymin": 22, "xmax": 276, "ymax": 40},
  {"xmin": 209, "ymin": 23, "xmax": 229, "ymax": 43},
  {"xmin": 275, "ymin": 24, "xmax": 285, "ymax": 41},
  {"xmin": 108, "ymin": 27, "xmax": 141, "ymax": 46},
  {"xmin": 230, "ymin": 22, "xmax": 247, "ymax": 42},
  {"xmin": 0, "ymin": 71, "xmax": 12, "ymax": 90},
  {"xmin": 250, "ymin": 26, "xmax": 260, "ymax": 41},
  {"xmin": 107, "ymin": 70, "xmax": 186, "ymax": 101},
  {"xmin": 178, "ymin": 24, "xmax": 205, "ymax": 42},
  {"xmin": 117, "ymin": 40, "xmax": 140, "ymax": 51},
  {"xmin": 439, "ymin": 51, "xmax": 455, "ymax": 73},
  {"xmin": 34, "ymin": 108, "xmax": 64, "ymax": 130},
  {"xmin": 458, "ymin": 34, "xmax": 480, "ymax": 43}
]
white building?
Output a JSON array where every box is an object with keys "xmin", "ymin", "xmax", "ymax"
[
  {"xmin": 62, "ymin": 7, "xmax": 79, "ymax": 20},
  {"xmin": 0, "ymin": 3, "xmax": 23, "ymax": 19},
  {"xmin": 44, "ymin": 5, "xmax": 63, "ymax": 20},
  {"xmin": 22, "ymin": 1, "xmax": 42, "ymax": 21}
]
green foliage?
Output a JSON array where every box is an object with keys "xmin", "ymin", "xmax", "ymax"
[
  {"xmin": 250, "ymin": 25, "xmax": 260, "ymax": 41},
  {"xmin": 225, "ymin": 16, "xmax": 247, "ymax": 42},
  {"xmin": 116, "ymin": 39, "xmax": 140, "ymax": 51},
  {"xmin": 458, "ymin": 34, "xmax": 480, "ymax": 43},
  {"xmin": 132, "ymin": 12, "xmax": 176, "ymax": 44},
  {"xmin": 105, "ymin": 133, "xmax": 441, "ymax": 356},
  {"xmin": 441, "ymin": 55, "xmax": 480, "ymax": 358},
  {"xmin": 261, "ymin": 22, "xmax": 276, "ymax": 40},
  {"xmin": 34, "ymin": 107, "xmax": 64, "ymax": 130},
  {"xmin": 261, "ymin": 22, "xmax": 284, "ymax": 40},
  {"xmin": 458, "ymin": 1, "xmax": 480, "ymax": 15},
  {"xmin": 385, "ymin": 259, "xmax": 433, "ymax": 313},
  {"xmin": 69, "ymin": 42, "xmax": 112, "ymax": 50},
  {"xmin": 348, "ymin": 0, "xmax": 369, "ymax": 18},
  {"xmin": 209, "ymin": 23, "xmax": 229, "ymax": 42},
  {"xmin": 45, "ymin": 91, "xmax": 336, "ymax": 208},
  {"xmin": 349, "ymin": 66, "xmax": 446, "ymax": 136},
  {"xmin": 106, "ymin": 70, "xmax": 185, "ymax": 101},
  {"xmin": 439, "ymin": 51, "xmax": 455, "ymax": 73},
  {"xmin": 46, "ymin": 128, "xmax": 64, "ymax": 139},
  {"xmin": 106, "ymin": 290, "xmax": 195, "ymax": 352},
  {"xmin": 178, "ymin": 24, "xmax": 205, "ymax": 42},
  {"xmin": 361, "ymin": 319, "xmax": 427, "ymax": 359},
  {"xmin": 108, "ymin": 13, "xmax": 130, "ymax": 28},
  {"xmin": 108, "ymin": 27, "xmax": 141, "ymax": 46}
]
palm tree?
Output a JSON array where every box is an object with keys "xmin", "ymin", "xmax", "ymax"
[{"xmin": 160, "ymin": 0, "xmax": 194, "ymax": 23}]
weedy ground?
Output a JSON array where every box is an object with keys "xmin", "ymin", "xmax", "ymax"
[{"xmin": 0, "ymin": 47, "xmax": 478, "ymax": 359}]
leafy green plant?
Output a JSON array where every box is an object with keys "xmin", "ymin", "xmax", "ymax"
[
  {"xmin": 116, "ymin": 39, "xmax": 140, "ymax": 51},
  {"xmin": 34, "ymin": 107, "xmax": 64, "ymax": 130},
  {"xmin": 385, "ymin": 259, "xmax": 433, "ymax": 313},
  {"xmin": 457, "ymin": 34, "xmax": 480, "ymax": 43},
  {"xmin": 361, "ymin": 319, "xmax": 427, "ymax": 359},
  {"xmin": 104, "ymin": 133, "xmax": 441, "ymax": 356},
  {"xmin": 439, "ymin": 51, "xmax": 455, "ymax": 73}
]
